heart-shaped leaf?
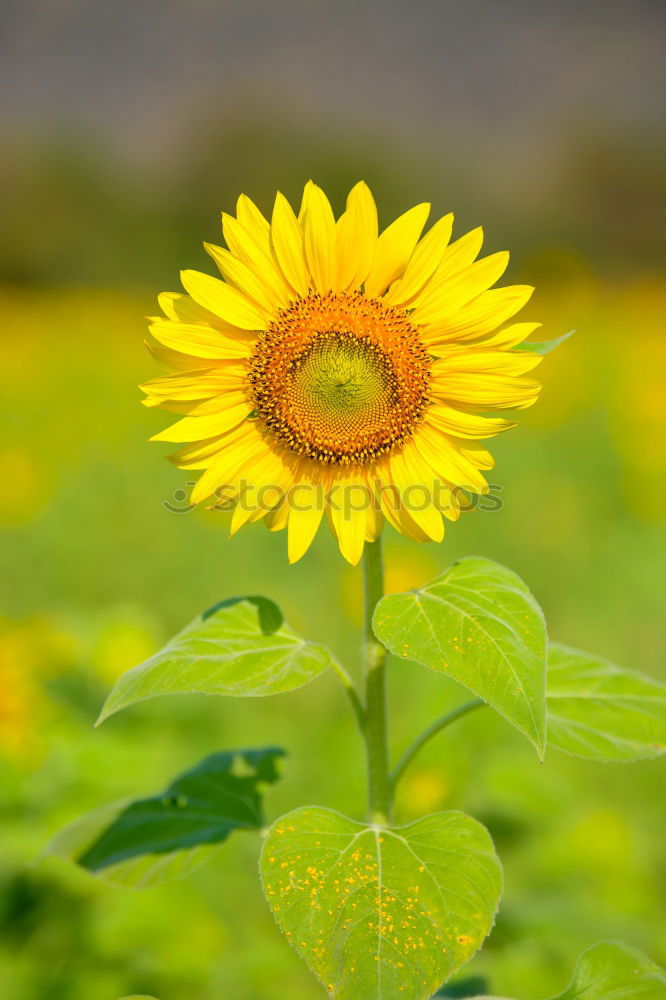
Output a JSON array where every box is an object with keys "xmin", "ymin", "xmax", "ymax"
[
  {"xmin": 98, "ymin": 596, "xmax": 334, "ymax": 723},
  {"xmin": 373, "ymin": 557, "xmax": 547, "ymax": 756},
  {"xmin": 547, "ymin": 644, "xmax": 666, "ymax": 761},
  {"xmin": 549, "ymin": 940, "xmax": 666, "ymax": 999},
  {"xmin": 260, "ymin": 806, "xmax": 502, "ymax": 1000},
  {"xmin": 49, "ymin": 747, "xmax": 283, "ymax": 887},
  {"xmin": 464, "ymin": 940, "xmax": 665, "ymax": 1000}
]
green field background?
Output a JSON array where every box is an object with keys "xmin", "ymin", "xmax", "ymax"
[{"xmin": 1, "ymin": 7, "xmax": 665, "ymax": 997}]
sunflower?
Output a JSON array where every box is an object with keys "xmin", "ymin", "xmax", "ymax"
[{"xmin": 143, "ymin": 181, "xmax": 542, "ymax": 564}]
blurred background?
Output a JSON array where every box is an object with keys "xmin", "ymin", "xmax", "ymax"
[{"xmin": 1, "ymin": 1, "xmax": 665, "ymax": 998}]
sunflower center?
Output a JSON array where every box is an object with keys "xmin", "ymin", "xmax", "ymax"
[
  {"xmin": 294, "ymin": 333, "xmax": 391, "ymax": 415},
  {"xmin": 247, "ymin": 291, "xmax": 431, "ymax": 465}
]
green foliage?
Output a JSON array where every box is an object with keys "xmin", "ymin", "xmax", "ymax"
[
  {"xmin": 373, "ymin": 558, "xmax": 547, "ymax": 756},
  {"xmin": 468, "ymin": 939, "xmax": 666, "ymax": 999},
  {"xmin": 547, "ymin": 644, "xmax": 666, "ymax": 761},
  {"xmin": 435, "ymin": 979, "xmax": 489, "ymax": 998},
  {"xmin": 551, "ymin": 940, "xmax": 666, "ymax": 999},
  {"xmin": 97, "ymin": 596, "xmax": 334, "ymax": 723},
  {"xmin": 50, "ymin": 799, "xmax": 225, "ymax": 888},
  {"xmin": 45, "ymin": 549, "xmax": 666, "ymax": 996},
  {"xmin": 260, "ymin": 806, "xmax": 502, "ymax": 1000},
  {"xmin": 519, "ymin": 331, "xmax": 575, "ymax": 355},
  {"xmin": 50, "ymin": 748, "xmax": 283, "ymax": 887}
]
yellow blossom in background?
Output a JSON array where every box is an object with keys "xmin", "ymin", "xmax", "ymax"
[
  {"xmin": 144, "ymin": 181, "xmax": 542, "ymax": 564},
  {"xmin": 0, "ymin": 621, "xmax": 52, "ymax": 760},
  {"xmin": 400, "ymin": 767, "xmax": 452, "ymax": 817},
  {"xmin": 0, "ymin": 652, "xmax": 35, "ymax": 759},
  {"xmin": 0, "ymin": 617, "xmax": 81, "ymax": 761},
  {"xmin": 87, "ymin": 610, "xmax": 161, "ymax": 684},
  {"xmin": 0, "ymin": 447, "xmax": 44, "ymax": 527},
  {"xmin": 341, "ymin": 545, "xmax": 440, "ymax": 625},
  {"xmin": 609, "ymin": 279, "xmax": 666, "ymax": 519}
]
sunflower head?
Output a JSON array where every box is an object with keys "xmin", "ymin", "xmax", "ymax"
[{"xmin": 143, "ymin": 181, "xmax": 542, "ymax": 564}]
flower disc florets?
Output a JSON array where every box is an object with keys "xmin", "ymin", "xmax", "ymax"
[{"xmin": 247, "ymin": 291, "xmax": 432, "ymax": 465}]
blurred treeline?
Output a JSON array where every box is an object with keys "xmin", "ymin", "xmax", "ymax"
[{"xmin": 1, "ymin": 110, "xmax": 664, "ymax": 288}]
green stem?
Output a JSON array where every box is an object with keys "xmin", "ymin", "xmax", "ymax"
[
  {"xmin": 362, "ymin": 537, "xmax": 391, "ymax": 825},
  {"xmin": 390, "ymin": 698, "xmax": 485, "ymax": 793},
  {"xmin": 331, "ymin": 660, "xmax": 366, "ymax": 732}
]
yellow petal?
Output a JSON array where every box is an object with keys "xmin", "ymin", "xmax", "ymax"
[
  {"xmin": 327, "ymin": 474, "xmax": 369, "ymax": 565},
  {"xmin": 411, "ymin": 251, "xmax": 510, "ymax": 326},
  {"xmin": 150, "ymin": 401, "xmax": 249, "ymax": 442},
  {"xmin": 287, "ymin": 481, "xmax": 325, "ymax": 562},
  {"xmin": 142, "ymin": 394, "xmax": 164, "ymax": 408},
  {"xmin": 184, "ymin": 392, "xmax": 251, "ymax": 417},
  {"xmin": 141, "ymin": 371, "xmax": 214, "ymax": 399},
  {"xmin": 205, "ymin": 242, "xmax": 285, "ymax": 315},
  {"xmin": 265, "ymin": 498, "xmax": 290, "ymax": 533},
  {"xmin": 143, "ymin": 396, "xmax": 203, "ymax": 414},
  {"xmin": 434, "ymin": 227, "xmax": 484, "ymax": 280},
  {"xmin": 230, "ymin": 447, "xmax": 294, "ymax": 535},
  {"xmin": 364, "ymin": 499, "xmax": 385, "ymax": 542},
  {"xmin": 430, "ymin": 371, "xmax": 541, "ymax": 410},
  {"xmin": 297, "ymin": 184, "xmax": 309, "ymax": 225},
  {"xmin": 364, "ymin": 203, "xmax": 430, "ymax": 298},
  {"xmin": 158, "ymin": 291, "xmax": 221, "ymax": 326},
  {"xmin": 409, "ymin": 226, "xmax": 485, "ymax": 309},
  {"xmin": 459, "ymin": 442, "xmax": 495, "ymax": 471},
  {"xmin": 189, "ymin": 421, "xmax": 268, "ymax": 504},
  {"xmin": 389, "ymin": 447, "xmax": 444, "ymax": 542},
  {"xmin": 168, "ymin": 436, "xmax": 231, "ymax": 470},
  {"xmin": 301, "ymin": 181, "xmax": 337, "ymax": 292},
  {"xmin": 148, "ymin": 320, "xmax": 252, "ymax": 360},
  {"xmin": 271, "ymin": 191, "xmax": 310, "ymax": 297},
  {"xmin": 140, "ymin": 369, "xmax": 244, "ymax": 402},
  {"xmin": 180, "ymin": 270, "xmax": 268, "ymax": 330},
  {"xmin": 474, "ymin": 321, "xmax": 542, "ymax": 351},
  {"xmin": 229, "ymin": 495, "xmax": 263, "ymax": 534},
  {"xmin": 412, "ymin": 424, "xmax": 489, "ymax": 492},
  {"xmin": 375, "ymin": 465, "xmax": 431, "ymax": 542},
  {"xmin": 432, "ymin": 348, "xmax": 542, "ymax": 377},
  {"xmin": 423, "ymin": 285, "xmax": 534, "ymax": 345},
  {"xmin": 335, "ymin": 181, "xmax": 378, "ymax": 291},
  {"xmin": 221, "ymin": 213, "xmax": 294, "ymax": 306},
  {"xmin": 399, "ymin": 441, "xmax": 461, "ymax": 521},
  {"xmin": 384, "ymin": 213, "xmax": 454, "ymax": 306},
  {"xmin": 145, "ymin": 337, "xmax": 207, "ymax": 372},
  {"xmin": 235, "ymin": 194, "xmax": 271, "ymax": 252},
  {"xmin": 426, "ymin": 403, "xmax": 517, "ymax": 439}
]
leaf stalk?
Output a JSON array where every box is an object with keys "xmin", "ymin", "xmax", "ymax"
[{"xmin": 390, "ymin": 698, "xmax": 486, "ymax": 792}]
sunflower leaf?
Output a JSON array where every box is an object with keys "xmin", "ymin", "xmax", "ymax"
[
  {"xmin": 373, "ymin": 557, "xmax": 547, "ymax": 756},
  {"xmin": 49, "ymin": 748, "xmax": 284, "ymax": 887},
  {"xmin": 434, "ymin": 976, "xmax": 490, "ymax": 997},
  {"xmin": 456, "ymin": 940, "xmax": 665, "ymax": 1000},
  {"xmin": 260, "ymin": 806, "xmax": 502, "ymax": 1000},
  {"xmin": 547, "ymin": 939, "xmax": 666, "ymax": 999},
  {"xmin": 518, "ymin": 329, "xmax": 574, "ymax": 355},
  {"xmin": 547, "ymin": 644, "xmax": 666, "ymax": 761},
  {"xmin": 97, "ymin": 596, "xmax": 334, "ymax": 723}
]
